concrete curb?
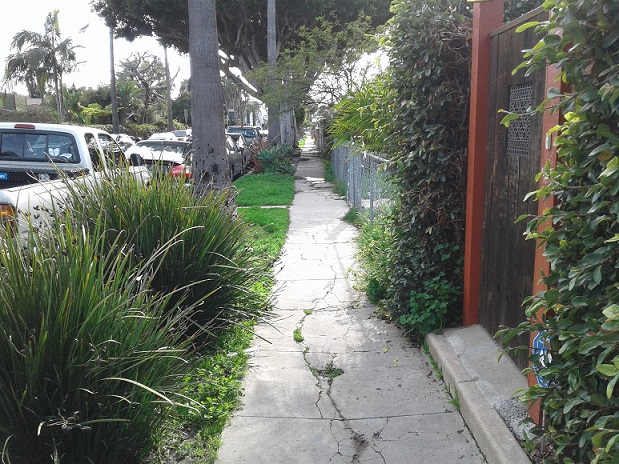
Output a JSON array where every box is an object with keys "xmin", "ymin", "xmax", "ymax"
[{"xmin": 427, "ymin": 332, "xmax": 532, "ymax": 464}]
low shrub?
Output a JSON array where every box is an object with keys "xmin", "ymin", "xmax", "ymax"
[
  {"xmin": 0, "ymin": 105, "xmax": 61, "ymax": 123},
  {"xmin": 0, "ymin": 214, "xmax": 192, "ymax": 463},
  {"xmin": 255, "ymin": 144, "xmax": 295, "ymax": 175},
  {"xmin": 353, "ymin": 211, "xmax": 394, "ymax": 305},
  {"xmin": 322, "ymin": 157, "xmax": 347, "ymax": 197},
  {"xmin": 66, "ymin": 172, "xmax": 267, "ymax": 342}
]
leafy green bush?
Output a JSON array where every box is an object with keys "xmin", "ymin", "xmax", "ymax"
[
  {"xmin": 0, "ymin": 213, "xmax": 192, "ymax": 463},
  {"xmin": 498, "ymin": 0, "xmax": 619, "ymax": 460},
  {"xmin": 400, "ymin": 264, "xmax": 463, "ymax": 337},
  {"xmin": 256, "ymin": 144, "xmax": 295, "ymax": 175},
  {"xmin": 328, "ymin": 0, "xmax": 470, "ymax": 340},
  {"xmin": 382, "ymin": 0, "xmax": 471, "ymax": 339},
  {"xmin": 322, "ymin": 157, "xmax": 347, "ymax": 197},
  {"xmin": 354, "ymin": 212, "xmax": 394, "ymax": 305},
  {"xmin": 66, "ymin": 172, "xmax": 266, "ymax": 342},
  {"xmin": 0, "ymin": 105, "xmax": 61, "ymax": 123}
]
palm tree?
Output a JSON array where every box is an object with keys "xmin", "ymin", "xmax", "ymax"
[
  {"xmin": 188, "ymin": 0, "xmax": 230, "ymax": 192},
  {"xmin": 3, "ymin": 10, "xmax": 78, "ymax": 118}
]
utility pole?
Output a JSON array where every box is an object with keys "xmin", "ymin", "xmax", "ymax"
[{"xmin": 109, "ymin": 28, "xmax": 119, "ymax": 133}]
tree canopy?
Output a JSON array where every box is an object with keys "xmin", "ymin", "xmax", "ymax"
[{"xmin": 91, "ymin": 0, "xmax": 391, "ymax": 97}]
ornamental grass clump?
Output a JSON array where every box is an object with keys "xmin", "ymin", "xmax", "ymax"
[
  {"xmin": 255, "ymin": 144, "xmax": 295, "ymax": 175},
  {"xmin": 65, "ymin": 171, "xmax": 267, "ymax": 342},
  {"xmin": 0, "ymin": 214, "xmax": 193, "ymax": 464}
]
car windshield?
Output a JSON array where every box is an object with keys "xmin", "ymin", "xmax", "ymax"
[
  {"xmin": 0, "ymin": 131, "xmax": 78, "ymax": 163},
  {"xmin": 228, "ymin": 127, "xmax": 255, "ymax": 138},
  {"xmin": 138, "ymin": 142, "xmax": 189, "ymax": 157}
]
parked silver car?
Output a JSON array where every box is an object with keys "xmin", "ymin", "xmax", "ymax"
[{"xmin": 168, "ymin": 135, "xmax": 247, "ymax": 180}]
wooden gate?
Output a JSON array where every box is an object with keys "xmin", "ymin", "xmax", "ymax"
[{"xmin": 478, "ymin": 8, "xmax": 547, "ymax": 369}]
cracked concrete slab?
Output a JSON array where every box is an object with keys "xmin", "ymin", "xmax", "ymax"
[
  {"xmin": 215, "ymin": 141, "xmax": 487, "ymax": 464},
  {"xmin": 272, "ymin": 278, "xmax": 359, "ymax": 310}
]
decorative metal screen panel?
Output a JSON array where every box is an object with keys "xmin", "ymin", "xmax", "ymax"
[{"xmin": 507, "ymin": 82, "xmax": 533, "ymax": 157}]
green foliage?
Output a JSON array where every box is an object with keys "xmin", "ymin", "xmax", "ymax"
[
  {"xmin": 151, "ymin": 172, "xmax": 291, "ymax": 463},
  {"xmin": 0, "ymin": 105, "xmax": 61, "ymax": 123},
  {"xmin": 65, "ymin": 172, "xmax": 266, "ymax": 343},
  {"xmin": 354, "ymin": 211, "xmax": 394, "ymax": 305},
  {"xmin": 498, "ymin": 0, "xmax": 619, "ymax": 461},
  {"xmin": 293, "ymin": 327, "xmax": 304, "ymax": 343},
  {"xmin": 238, "ymin": 206, "xmax": 290, "ymax": 271},
  {"xmin": 0, "ymin": 209, "xmax": 192, "ymax": 464},
  {"xmin": 381, "ymin": 0, "xmax": 471, "ymax": 339},
  {"xmin": 322, "ymin": 157, "xmax": 347, "ymax": 196},
  {"xmin": 3, "ymin": 10, "xmax": 77, "ymax": 113},
  {"xmin": 342, "ymin": 207, "xmax": 362, "ymax": 226},
  {"xmin": 329, "ymin": 75, "xmax": 394, "ymax": 152},
  {"xmin": 255, "ymin": 144, "xmax": 296, "ymax": 175},
  {"xmin": 234, "ymin": 173, "xmax": 295, "ymax": 206},
  {"xmin": 93, "ymin": 0, "xmax": 391, "ymax": 105},
  {"xmin": 151, "ymin": 322, "xmax": 254, "ymax": 463},
  {"xmin": 400, "ymin": 268, "xmax": 462, "ymax": 337},
  {"xmin": 250, "ymin": 16, "xmax": 381, "ymax": 109}
]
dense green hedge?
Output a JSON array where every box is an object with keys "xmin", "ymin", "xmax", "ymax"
[
  {"xmin": 499, "ymin": 0, "xmax": 619, "ymax": 461},
  {"xmin": 381, "ymin": 0, "xmax": 472, "ymax": 338}
]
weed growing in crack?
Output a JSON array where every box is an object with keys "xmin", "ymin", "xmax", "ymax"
[
  {"xmin": 324, "ymin": 361, "xmax": 344, "ymax": 381},
  {"xmin": 422, "ymin": 342, "xmax": 460, "ymax": 411},
  {"xmin": 446, "ymin": 383, "xmax": 460, "ymax": 411},
  {"xmin": 312, "ymin": 361, "xmax": 345, "ymax": 387},
  {"xmin": 293, "ymin": 327, "xmax": 304, "ymax": 343},
  {"xmin": 303, "ymin": 309, "xmax": 313, "ymax": 315}
]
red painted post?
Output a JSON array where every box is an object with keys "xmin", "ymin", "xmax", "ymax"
[{"xmin": 462, "ymin": 0, "xmax": 504, "ymax": 326}]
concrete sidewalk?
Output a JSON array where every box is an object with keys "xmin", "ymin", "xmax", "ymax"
[{"xmin": 216, "ymin": 139, "xmax": 527, "ymax": 463}]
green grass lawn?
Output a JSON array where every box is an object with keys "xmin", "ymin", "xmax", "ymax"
[
  {"xmin": 239, "ymin": 206, "xmax": 290, "ymax": 271},
  {"xmin": 234, "ymin": 173, "xmax": 295, "ymax": 206}
]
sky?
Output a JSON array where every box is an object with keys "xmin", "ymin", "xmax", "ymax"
[{"xmin": 0, "ymin": 1, "xmax": 191, "ymax": 97}]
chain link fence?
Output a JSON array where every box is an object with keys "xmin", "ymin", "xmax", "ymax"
[{"xmin": 331, "ymin": 145, "xmax": 394, "ymax": 220}]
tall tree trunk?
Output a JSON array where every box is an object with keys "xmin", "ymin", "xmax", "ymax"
[
  {"xmin": 53, "ymin": 68, "xmax": 62, "ymax": 118},
  {"xmin": 110, "ymin": 28, "xmax": 120, "ymax": 133},
  {"xmin": 57, "ymin": 74, "xmax": 65, "ymax": 119},
  {"xmin": 189, "ymin": 0, "xmax": 230, "ymax": 193},
  {"xmin": 164, "ymin": 46, "xmax": 174, "ymax": 131},
  {"xmin": 267, "ymin": 0, "xmax": 280, "ymax": 144},
  {"xmin": 279, "ymin": 108, "xmax": 297, "ymax": 147}
]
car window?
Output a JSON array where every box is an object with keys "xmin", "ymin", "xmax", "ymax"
[
  {"xmin": 84, "ymin": 133, "xmax": 103, "ymax": 171},
  {"xmin": 0, "ymin": 131, "xmax": 78, "ymax": 162},
  {"xmin": 98, "ymin": 133, "xmax": 126, "ymax": 167}
]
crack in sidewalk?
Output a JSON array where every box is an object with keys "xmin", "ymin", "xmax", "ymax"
[{"xmin": 296, "ymin": 311, "xmax": 387, "ymax": 464}]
